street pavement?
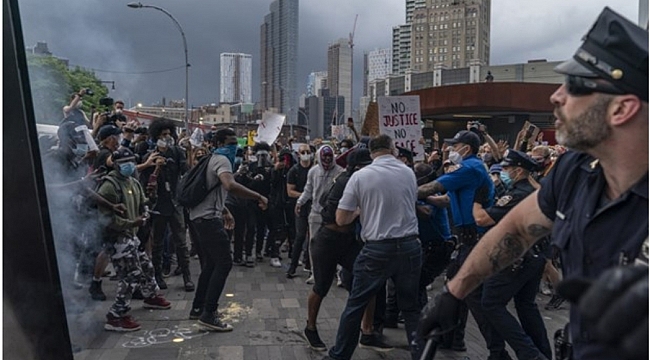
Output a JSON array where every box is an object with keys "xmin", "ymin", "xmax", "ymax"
[{"xmin": 70, "ymin": 251, "xmax": 568, "ymax": 360}]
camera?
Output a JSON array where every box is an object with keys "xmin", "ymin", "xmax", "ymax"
[
  {"xmin": 85, "ymin": 88, "xmax": 94, "ymax": 96},
  {"xmin": 99, "ymin": 97, "xmax": 113, "ymax": 107}
]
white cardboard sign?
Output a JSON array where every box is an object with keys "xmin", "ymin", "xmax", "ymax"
[
  {"xmin": 378, "ymin": 95, "xmax": 424, "ymax": 161},
  {"xmin": 254, "ymin": 112, "xmax": 285, "ymax": 145}
]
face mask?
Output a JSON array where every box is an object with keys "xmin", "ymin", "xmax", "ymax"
[
  {"xmin": 157, "ymin": 138, "xmax": 168, "ymax": 149},
  {"xmin": 500, "ymin": 171, "xmax": 512, "ymax": 188},
  {"xmin": 340, "ymin": 147, "xmax": 349, "ymax": 153},
  {"xmin": 115, "ymin": 108, "xmax": 123, "ymax": 114},
  {"xmin": 166, "ymin": 137, "xmax": 175, "ymax": 147},
  {"xmin": 118, "ymin": 162, "xmax": 136, "ymax": 177},
  {"xmin": 448, "ymin": 151, "xmax": 463, "ymax": 165},
  {"xmin": 300, "ymin": 154, "xmax": 312, "ymax": 162},
  {"xmin": 214, "ymin": 144, "xmax": 238, "ymax": 170},
  {"xmin": 72, "ymin": 144, "xmax": 89, "ymax": 157}
]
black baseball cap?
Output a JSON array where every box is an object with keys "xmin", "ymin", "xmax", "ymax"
[
  {"xmin": 347, "ymin": 148, "xmax": 373, "ymax": 168},
  {"xmin": 445, "ymin": 130, "xmax": 481, "ymax": 151},
  {"xmin": 396, "ymin": 146, "xmax": 415, "ymax": 162},
  {"xmin": 554, "ymin": 7, "xmax": 648, "ymax": 101},
  {"xmin": 98, "ymin": 125, "xmax": 122, "ymax": 141},
  {"xmin": 500, "ymin": 149, "xmax": 539, "ymax": 172}
]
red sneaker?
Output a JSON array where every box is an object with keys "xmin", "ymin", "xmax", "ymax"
[
  {"xmin": 104, "ymin": 313, "xmax": 141, "ymax": 332},
  {"xmin": 143, "ymin": 295, "xmax": 171, "ymax": 309}
]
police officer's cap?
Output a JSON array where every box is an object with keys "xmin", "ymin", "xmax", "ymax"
[
  {"xmin": 500, "ymin": 150, "xmax": 538, "ymax": 172},
  {"xmin": 396, "ymin": 146, "xmax": 416, "ymax": 162},
  {"xmin": 445, "ymin": 130, "xmax": 481, "ymax": 151},
  {"xmin": 112, "ymin": 147, "xmax": 136, "ymax": 163},
  {"xmin": 554, "ymin": 7, "xmax": 649, "ymax": 101}
]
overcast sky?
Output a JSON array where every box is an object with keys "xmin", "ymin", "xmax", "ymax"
[{"xmin": 18, "ymin": 0, "xmax": 639, "ymax": 109}]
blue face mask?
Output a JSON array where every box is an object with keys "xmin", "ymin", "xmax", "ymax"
[
  {"xmin": 214, "ymin": 144, "xmax": 238, "ymax": 170},
  {"xmin": 500, "ymin": 171, "xmax": 512, "ymax": 189},
  {"xmin": 118, "ymin": 162, "xmax": 136, "ymax": 177},
  {"xmin": 72, "ymin": 144, "xmax": 89, "ymax": 157}
]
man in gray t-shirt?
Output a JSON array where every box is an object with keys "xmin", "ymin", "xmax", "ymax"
[{"xmin": 187, "ymin": 128, "xmax": 268, "ymax": 332}]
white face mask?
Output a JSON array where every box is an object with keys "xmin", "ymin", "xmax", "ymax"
[
  {"xmin": 300, "ymin": 154, "xmax": 312, "ymax": 162},
  {"xmin": 448, "ymin": 150, "xmax": 463, "ymax": 165},
  {"xmin": 157, "ymin": 138, "xmax": 168, "ymax": 149}
]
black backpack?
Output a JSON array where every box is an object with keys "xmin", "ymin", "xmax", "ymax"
[{"xmin": 176, "ymin": 154, "xmax": 220, "ymax": 209}]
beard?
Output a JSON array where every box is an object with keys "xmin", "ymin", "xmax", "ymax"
[{"xmin": 555, "ymin": 95, "xmax": 613, "ymax": 151}]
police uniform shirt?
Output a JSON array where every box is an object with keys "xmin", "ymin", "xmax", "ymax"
[
  {"xmin": 436, "ymin": 154, "xmax": 495, "ymax": 229},
  {"xmin": 485, "ymin": 178, "xmax": 536, "ymax": 223},
  {"xmin": 537, "ymin": 151, "xmax": 648, "ymax": 359}
]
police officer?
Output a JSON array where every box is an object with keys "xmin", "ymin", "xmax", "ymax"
[
  {"xmin": 473, "ymin": 150, "xmax": 552, "ymax": 360},
  {"xmin": 418, "ymin": 8, "xmax": 648, "ymax": 360},
  {"xmin": 418, "ymin": 130, "xmax": 506, "ymax": 358}
]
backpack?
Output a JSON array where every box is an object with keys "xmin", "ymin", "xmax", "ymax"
[{"xmin": 175, "ymin": 154, "xmax": 221, "ymax": 209}]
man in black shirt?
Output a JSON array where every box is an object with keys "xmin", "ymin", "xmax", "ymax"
[{"xmin": 286, "ymin": 143, "xmax": 313, "ymax": 278}]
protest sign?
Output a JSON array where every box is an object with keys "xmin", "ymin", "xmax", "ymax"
[
  {"xmin": 377, "ymin": 96, "xmax": 424, "ymax": 161},
  {"xmin": 254, "ymin": 112, "xmax": 285, "ymax": 145},
  {"xmin": 189, "ymin": 128, "xmax": 204, "ymax": 147}
]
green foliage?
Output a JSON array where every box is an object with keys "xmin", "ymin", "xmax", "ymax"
[{"xmin": 26, "ymin": 54, "xmax": 109, "ymax": 125}]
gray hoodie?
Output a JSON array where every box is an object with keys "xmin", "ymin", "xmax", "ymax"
[{"xmin": 297, "ymin": 144, "xmax": 344, "ymax": 221}]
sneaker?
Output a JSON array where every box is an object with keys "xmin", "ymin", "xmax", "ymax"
[
  {"xmin": 189, "ymin": 307, "xmax": 202, "ymax": 320},
  {"xmin": 336, "ymin": 272, "xmax": 344, "ymax": 288},
  {"xmin": 143, "ymin": 295, "xmax": 171, "ymax": 310},
  {"xmin": 198, "ymin": 311, "xmax": 234, "ymax": 332},
  {"xmin": 540, "ymin": 282, "xmax": 553, "ymax": 296},
  {"xmin": 162, "ymin": 264, "xmax": 171, "ymax": 278},
  {"xmin": 245, "ymin": 256, "xmax": 256, "ymax": 268},
  {"xmin": 270, "ymin": 258, "xmax": 282, "ymax": 268},
  {"xmin": 359, "ymin": 333, "xmax": 394, "ymax": 352},
  {"xmin": 173, "ymin": 266, "xmax": 183, "ymax": 276},
  {"xmin": 256, "ymin": 253, "xmax": 264, "ymax": 262},
  {"xmin": 303, "ymin": 265, "xmax": 312, "ymax": 273},
  {"xmin": 545, "ymin": 294, "xmax": 565, "ymax": 310},
  {"xmin": 303, "ymin": 326, "xmax": 327, "ymax": 351},
  {"xmin": 89, "ymin": 280, "xmax": 106, "ymax": 301},
  {"xmin": 286, "ymin": 266, "xmax": 298, "ymax": 279},
  {"xmin": 305, "ymin": 274, "xmax": 315, "ymax": 285},
  {"xmin": 105, "ymin": 313, "xmax": 141, "ymax": 332},
  {"xmin": 233, "ymin": 258, "xmax": 245, "ymax": 266},
  {"xmin": 155, "ymin": 276, "xmax": 167, "ymax": 290}
]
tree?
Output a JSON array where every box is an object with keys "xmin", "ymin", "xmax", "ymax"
[{"xmin": 26, "ymin": 54, "xmax": 109, "ymax": 125}]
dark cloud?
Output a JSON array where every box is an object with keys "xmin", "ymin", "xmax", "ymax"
[{"xmin": 18, "ymin": 0, "xmax": 638, "ymax": 111}]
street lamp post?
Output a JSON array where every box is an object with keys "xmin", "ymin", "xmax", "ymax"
[{"xmin": 127, "ymin": 2, "xmax": 189, "ymax": 131}]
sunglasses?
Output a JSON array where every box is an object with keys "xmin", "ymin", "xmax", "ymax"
[{"xmin": 565, "ymin": 75, "xmax": 625, "ymax": 97}]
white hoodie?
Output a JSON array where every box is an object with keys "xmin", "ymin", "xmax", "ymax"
[{"xmin": 297, "ymin": 144, "xmax": 344, "ymax": 220}]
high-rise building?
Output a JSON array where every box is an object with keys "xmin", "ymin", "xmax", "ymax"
[
  {"xmin": 260, "ymin": 0, "xmax": 299, "ymax": 125},
  {"xmin": 411, "ymin": 0, "xmax": 491, "ymax": 71},
  {"xmin": 364, "ymin": 48, "xmax": 392, "ymax": 96},
  {"xmin": 307, "ymin": 71, "xmax": 328, "ymax": 97},
  {"xmin": 327, "ymin": 38, "xmax": 352, "ymax": 122},
  {"xmin": 392, "ymin": 0, "xmax": 426, "ymax": 75},
  {"xmin": 220, "ymin": 53, "xmax": 252, "ymax": 104}
]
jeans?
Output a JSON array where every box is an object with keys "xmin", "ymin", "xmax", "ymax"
[
  {"xmin": 289, "ymin": 212, "xmax": 309, "ymax": 269},
  {"xmin": 151, "ymin": 205, "xmax": 190, "ymax": 277},
  {"xmin": 191, "ymin": 218, "xmax": 233, "ymax": 314},
  {"xmin": 226, "ymin": 202, "xmax": 247, "ymax": 261},
  {"xmin": 329, "ymin": 238, "xmax": 422, "ymax": 360},
  {"xmin": 482, "ymin": 255, "xmax": 552, "ymax": 360}
]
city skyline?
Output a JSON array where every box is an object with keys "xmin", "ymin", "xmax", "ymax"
[
  {"xmin": 220, "ymin": 52, "xmax": 253, "ymax": 104},
  {"xmin": 18, "ymin": 0, "xmax": 639, "ymax": 112}
]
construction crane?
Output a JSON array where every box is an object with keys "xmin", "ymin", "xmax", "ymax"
[{"xmin": 348, "ymin": 14, "xmax": 358, "ymax": 128}]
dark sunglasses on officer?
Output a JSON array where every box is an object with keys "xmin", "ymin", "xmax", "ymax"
[{"xmin": 565, "ymin": 75, "xmax": 626, "ymax": 97}]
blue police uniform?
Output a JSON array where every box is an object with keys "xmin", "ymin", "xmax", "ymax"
[
  {"xmin": 481, "ymin": 169, "xmax": 553, "ymax": 360},
  {"xmin": 538, "ymin": 151, "xmax": 648, "ymax": 359}
]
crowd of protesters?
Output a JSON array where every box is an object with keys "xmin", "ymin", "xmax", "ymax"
[{"xmin": 40, "ymin": 90, "xmax": 567, "ymax": 358}]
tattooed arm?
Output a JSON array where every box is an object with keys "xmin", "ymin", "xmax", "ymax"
[
  {"xmin": 447, "ymin": 189, "xmax": 553, "ymax": 299},
  {"xmin": 418, "ymin": 180, "xmax": 446, "ymax": 199}
]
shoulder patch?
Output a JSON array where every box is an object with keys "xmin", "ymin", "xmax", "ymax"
[{"xmin": 496, "ymin": 195, "xmax": 513, "ymax": 207}]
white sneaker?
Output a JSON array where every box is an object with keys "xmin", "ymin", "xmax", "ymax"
[
  {"xmin": 270, "ymin": 258, "xmax": 282, "ymax": 268},
  {"xmin": 336, "ymin": 271, "xmax": 344, "ymax": 287},
  {"xmin": 306, "ymin": 274, "xmax": 315, "ymax": 285}
]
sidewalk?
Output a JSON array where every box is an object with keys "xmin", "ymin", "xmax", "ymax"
[{"xmin": 71, "ymin": 253, "xmax": 568, "ymax": 360}]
